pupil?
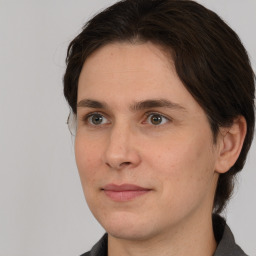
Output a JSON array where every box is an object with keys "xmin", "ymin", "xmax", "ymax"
[
  {"xmin": 151, "ymin": 115, "xmax": 162, "ymax": 125},
  {"xmin": 92, "ymin": 115, "xmax": 103, "ymax": 124}
]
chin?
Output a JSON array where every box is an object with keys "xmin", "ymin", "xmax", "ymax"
[
  {"xmin": 107, "ymin": 225, "xmax": 156, "ymax": 242},
  {"xmin": 97, "ymin": 211, "xmax": 160, "ymax": 241}
]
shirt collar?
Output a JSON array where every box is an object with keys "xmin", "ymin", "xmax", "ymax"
[{"xmin": 213, "ymin": 214, "xmax": 247, "ymax": 256}]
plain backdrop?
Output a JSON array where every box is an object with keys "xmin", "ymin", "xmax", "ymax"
[{"xmin": 0, "ymin": 1, "xmax": 255, "ymax": 256}]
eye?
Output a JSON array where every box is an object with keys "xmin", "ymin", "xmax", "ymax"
[
  {"xmin": 146, "ymin": 113, "xmax": 169, "ymax": 125},
  {"xmin": 87, "ymin": 113, "xmax": 110, "ymax": 126}
]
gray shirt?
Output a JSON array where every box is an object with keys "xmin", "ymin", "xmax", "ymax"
[{"xmin": 81, "ymin": 215, "xmax": 248, "ymax": 256}]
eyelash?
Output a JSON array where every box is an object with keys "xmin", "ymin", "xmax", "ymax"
[
  {"xmin": 144, "ymin": 112, "xmax": 170, "ymax": 126},
  {"xmin": 82, "ymin": 112, "xmax": 110, "ymax": 126},
  {"xmin": 81, "ymin": 111, "xmax": 171, "ymax": 127}
]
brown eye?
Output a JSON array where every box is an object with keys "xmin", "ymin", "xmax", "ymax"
[
  {"xmin": 146, "ymin": 113, "xmax": 168, "ymax": 126},
  {"xmin": 151, "ymin": 115, "xmax": 162, "ymax": 125}
]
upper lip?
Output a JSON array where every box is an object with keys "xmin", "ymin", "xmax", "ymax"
[{"xmin": 102, "ymin": 183, "xmax": 150, "ymax": 191}]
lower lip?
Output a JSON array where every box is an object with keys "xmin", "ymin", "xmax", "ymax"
[{"xmin": 103, "ymin": 190, "xmax": 150, "ymax": 202}]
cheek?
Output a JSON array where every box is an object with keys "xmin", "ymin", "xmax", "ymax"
[
  {"xmin": 75, "ymin": 135, "xmax": 102, "ymax": 183},
  {"xmin": 148, "ymin": 131, "xmax": 216, "ymax": 195},
  {"xmin": 166, "ymin": 128, "xmax": 214, "ymax": 170},
  {"xmin": 74, "ymin": 136, "xmax": 107, "ymax": 218},
  {"xmin": 148, "ymin": 140, "xmax": 216, "ymax": 221}
]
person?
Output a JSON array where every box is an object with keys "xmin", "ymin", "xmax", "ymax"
[{"xmin": 63, "ymin": 0, "xmax": 255, "ymax": 255}]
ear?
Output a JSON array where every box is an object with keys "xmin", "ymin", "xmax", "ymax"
[{"xmin": 215, "ymin": 116, "xmax": 247, "ymax": 174}]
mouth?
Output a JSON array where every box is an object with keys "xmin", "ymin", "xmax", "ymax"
[{"xmin": 102, "ymin": 183, "xmax": 152, "ymax": 202}]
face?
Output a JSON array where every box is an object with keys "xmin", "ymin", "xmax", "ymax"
[{"xmin": 75, "ymin": 42, "xmax": 220, "ymax": 241}]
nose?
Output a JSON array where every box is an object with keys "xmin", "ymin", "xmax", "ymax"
[{"xmin": 102, "ymin": 123, "xmax": 141, "ymax": 170}]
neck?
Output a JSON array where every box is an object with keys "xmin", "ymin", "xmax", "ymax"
[{"xmin": 108, "ymin": 213, "xmax": 217, "ymax": 256}]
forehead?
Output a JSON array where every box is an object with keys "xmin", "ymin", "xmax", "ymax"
[
  {"xmin": 79, "ymin": 41, "xmax": 173, "ymax": 81},
  {"xmin": 77, "ymin": 42, "xmax": 202, "ymax": 115}
]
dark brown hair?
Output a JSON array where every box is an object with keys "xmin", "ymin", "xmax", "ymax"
[{"xmin": 63, "ymin": 0, "xmax": 255, "ymax": 213}]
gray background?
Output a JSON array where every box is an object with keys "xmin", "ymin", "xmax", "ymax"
[{"xmin": 0, "ymin": 1, "xmax": 255, "ymax": 255}]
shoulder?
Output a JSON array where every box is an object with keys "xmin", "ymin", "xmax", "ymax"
[
  {"xmin": 80, "ymin": 233, "xmax": 108, "ymax": 256},
  {"xmin": 213, "ymin": 214, "xmax": 248, "ymax": 256},
  {"xmin": 80, "ymin": 252, "xmax": 90, "ymax": 256}
]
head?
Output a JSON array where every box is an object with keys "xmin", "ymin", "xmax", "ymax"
[{"xmin": 64, "ymin": 0, "xmax": 255, "ymax": 217}]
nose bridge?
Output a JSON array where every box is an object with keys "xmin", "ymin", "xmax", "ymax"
[
  {"xmin": 110, "ymin": 121, "xmax": 130, "ymax": 149},
  {"xmin": 107, "ymin": 120, "xmax": 131, "ymax": 158},
  {"xmin": 103, "ymin": 119, "xmax": 140, "ymax": 169}
]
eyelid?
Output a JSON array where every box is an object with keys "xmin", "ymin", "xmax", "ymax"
[
  {"xmin": 145, "ymin": 111, "xmax": 171, "ymax": 119},
  {"xmin": 143, "ymin": 111, "xmax": 172, "ymax": 124},
  {"xmin": 81, "ymin": 111, "xmax": 111, "ymax": 125}
]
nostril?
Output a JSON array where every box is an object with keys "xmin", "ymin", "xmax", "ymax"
[
  {"xmin": 105, "ymin": 161, "xmax": 131, "ymax": 169},
  {"xmin": 106, "ymin": 163, "xmax": 111, "ymax": 168},
  {"xmin": 121, "ymin": 162, "xmax": 131, "ymax": 166}
]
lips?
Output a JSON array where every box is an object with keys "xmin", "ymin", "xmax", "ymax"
[{"xmin": 102, "ymin": 184, "xmax": 151, "ymax": 202}]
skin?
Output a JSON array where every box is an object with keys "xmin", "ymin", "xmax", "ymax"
[{"xmin": 75, "ymin": 42, "xmax": 246, "ymax": 256}]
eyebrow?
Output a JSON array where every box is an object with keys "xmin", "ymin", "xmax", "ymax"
[
  {"xmin": 77, "ymin": 99, "xmax": 108, "ymax": 109},
  {"xmin": 77, "ymin": 98, "xmax": 186, "ymax": 112},
  {"xmin": 130, "ymin": 99, "xmax": 186, "ymax": 112}
]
